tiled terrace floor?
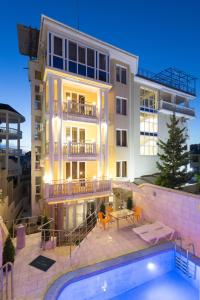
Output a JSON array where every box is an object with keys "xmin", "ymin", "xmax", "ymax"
[{"xmin": 12, "ymin": 220, "xmax": 149, "ymax": 300}]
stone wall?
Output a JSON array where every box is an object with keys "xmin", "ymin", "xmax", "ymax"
[{"xmin": 132, "ymin": 183, "xmax": 200, "ymax": 257}]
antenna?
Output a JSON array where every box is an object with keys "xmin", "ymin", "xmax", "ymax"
[{"xmin": 76, "ymin": 0, "xmax": 80, "ymax": 30}]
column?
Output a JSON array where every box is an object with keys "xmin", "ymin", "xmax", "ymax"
[
  {"xmin": 104, "ymin": 90, "xmax": 109, "ymax": 178},
  {"xmin": 48, "ymin": 76, "xmax": 54, "ymax": 181},
  {"xmin": 97, "ymin": 89, "xmax": 103, "ymax": 178},
  {"xmin": 57, "ymin": 203, "xmax": 64, "ymax": 230},
  {"xmin": 57, "ymin": 78, "xmax": 63, "ymax": 181}
]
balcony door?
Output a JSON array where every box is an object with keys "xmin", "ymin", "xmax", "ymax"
[
  {"xmin": 66, "ymin": 161, "xmax": 85, "ymax": 180},
  {"xmin": 79, "ymin": 95, "xmax": 85, "ymax": 115}
]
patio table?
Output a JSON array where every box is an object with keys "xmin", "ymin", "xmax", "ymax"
[{"xmin": 110, "ymin": 209, "xmax": 134, "ymax": 230}]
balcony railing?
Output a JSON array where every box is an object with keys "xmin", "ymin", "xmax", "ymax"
[
  {"xmin": 0, "ymin": 146, "xmax": 22, "ymax": 155},
  {"xmin": 0, "ymin": 126, "xmax": 22, "ymax": 137},
  {"xmin": 45, "ymin": 178, "xmax": 112, "ymax": 201},
  {"xmin": 63, "ymin": 142, "xmax": 97, "ymax": 158},
  {"xmin": 159, "ymin": 100, "xmax": 195, "ymax": 118},
  {"xmin": 63, "ymin": 101, "xmax": 97, "ymax": 120}
]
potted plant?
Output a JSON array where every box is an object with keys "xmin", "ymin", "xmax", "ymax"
[
  {"xmin": 127, "ymin": 197, "xmax": 133, "ymax": 210},
  {"xmin": 3, "ymin": 235, "xmax": 15, "ymax": 268}
]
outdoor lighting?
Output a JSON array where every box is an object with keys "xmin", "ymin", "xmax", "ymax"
[
  {"xmin": 101, "ymin": 280, "xmax": 107, "ymax": 292},
  {"xmin": 67, "ymin": 177, "xmax": 72, "ymax": 182},
  {"xmin": 147, "ymin": 262, "xmax": 156, "ymax": 271},
  {"xmin": 43, "ymin": 174, "xmax": 52, "ymax": 184}
]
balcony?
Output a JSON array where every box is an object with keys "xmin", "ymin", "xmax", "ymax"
[
  {"xmin": 0, "ymin": 146, "xmax": 22, "ymax": 156},
  {"xmin": 0, "ymin": 127, "xmax": 22, "ymax": 139},
  {"xmin": 159, "ymin": 100, "xmax": 195, "ymax": 119},
  {"xmin": 63, "ymin": 142, "xmax": 97, "ymax": 160},
  {"xmin": 45, "ymin": 178, "xmax": 112, "ymax": 203},
  {"xmin": 62, "ymin": 101, "xmax": 98, "ymax": 123}
]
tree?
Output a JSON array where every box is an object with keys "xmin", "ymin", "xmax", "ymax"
[
  {"xmin": 3, "ymin": 235, "xmax": 15, "ymax": 265},
  {"xmin": 156, "ymin": 114, "xmax": 189, "ymax": 189}
]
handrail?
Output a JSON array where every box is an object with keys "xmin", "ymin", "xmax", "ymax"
[
  {"xmin": 0, "ymin": 262, "xmax": 14, "ymax": 300},
  {"xmin": 38, "ymin": 218, "xmax": 54, "ymax": 231}
]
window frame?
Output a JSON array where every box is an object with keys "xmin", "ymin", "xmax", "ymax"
[
  {"xmin": 116, "ymin": 129, "xmax": 128, "ymax": 147},
  {"xmin": 116, "ymin": 65, "xmax": 127, "ymax": 84},
  {"xmin": 116, "ymin": 161, "xmax": 127, "ymax": 178},
  {"xmin": 116, "ymin": 97, "xmax": 127, "ymax": 116}
]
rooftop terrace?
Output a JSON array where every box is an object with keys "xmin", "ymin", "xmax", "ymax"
[{"xmin": 137, "ymin": 67, "xmax": 197, "ymax": 96}]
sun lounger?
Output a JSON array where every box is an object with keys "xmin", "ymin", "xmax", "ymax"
[
  {"xmin": 133, "ymin": 221, "xmax": 164, "ymax": 235},
  {"xmin": 138, "ymin": 225, "xmax": 175, "ymax": 245}
]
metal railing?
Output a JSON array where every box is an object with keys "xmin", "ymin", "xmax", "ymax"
[
  {"xmin": 0, "ymin": 262, "xmax": 14, "ymax": 300},
  {"xmin": 45, "ymin": 178, "xmax": 112, "ymax": 199},
  {"xmin": 39, "ymin": 208, "xmax": 99, "ymax": 257},
  {"xmin": 159, "ymin": 100, "xmax": 195, "ymax": 117},
  {"xmin": 63, "ymin": 101, "xmax": 97, "ymax": 118},
  {"xmin": 5, "ymin": 215, "xmax": 45, "ymax": 239},
  {"xmin": 0, "ymin": 127, "xmax": 22, "ymax": 136},
  {"xmin": 0, "ymin": 147, "xmax": 22, "ymax": 156},
  {"xmin": 63, "ymin": 142, "xmax": 97, "ymax": 156}
]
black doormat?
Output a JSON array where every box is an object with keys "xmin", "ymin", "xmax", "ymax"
[{"xmin": 29, "ymin": 255, "xmax": 56, "ymax": 272}]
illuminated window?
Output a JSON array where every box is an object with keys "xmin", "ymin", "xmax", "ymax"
[
  {"xmin": 140, "ymin": 88, "xmax": 157, "ymax": 112},
  {"xmin": 140, "ymin": 113, "xmax": 158, "ymax": 134},
  {"xmin": 140, "ymin": 135, "xmax": 158, "ymax": 156}
]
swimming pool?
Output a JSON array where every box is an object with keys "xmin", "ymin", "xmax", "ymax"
[{"xmin": 45, "ymin": 243, "xmax": 200, "ymax": 300}]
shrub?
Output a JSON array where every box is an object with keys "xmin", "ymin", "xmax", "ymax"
[{"xmin": 3, "ymin": 235, "xmax": 15, "ymax": 265}]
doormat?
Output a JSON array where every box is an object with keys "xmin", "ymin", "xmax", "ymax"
[{"xmin": 29, "ymin": 255, "xmax": 56, "ymax": 272}]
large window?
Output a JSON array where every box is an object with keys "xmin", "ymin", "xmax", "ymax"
[
  {"xmin": 116, "ymin": 66, "xmax": 127, "ymax": 84},
  {"xmin": 140, "ymin": 88, "xmax": 157, "ymax": 112},
  {"xmin": 48, "ymin": 33, "xmax": 110, "ymax": 83},
  {"xmin": 116, "ymin": 130, "xmax": 127, "ymax": 147},
  {"xmin": 140, "ymin": 135, "xmax": 157, "ymax": 156},
  {"xmin": 140, "ymin": 112, "xmax": 158, "ymax": 155},
  {"xmin": 116, "ymin": 161, "xmax": 127, "ymax": 177},
  {"xmin": 116, "ymin": 97, "xmax": 127, "ymax": 115}
]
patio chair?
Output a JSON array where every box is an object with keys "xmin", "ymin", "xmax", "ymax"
[{"xmin": 133, "ymin": 206, "xmax": 142, "ymax": 224}]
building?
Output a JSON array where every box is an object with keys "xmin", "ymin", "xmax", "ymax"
[
  {"xmin": 190, "ymin": 144, "xmax": 200, "ymax": 173},
  {"xmin": 0, "ymin": 103, "xmax": 25, "ymax": 220},
  {"xmin": 17, "ymin": 16, "xmax": 196, "ymax": 229}
]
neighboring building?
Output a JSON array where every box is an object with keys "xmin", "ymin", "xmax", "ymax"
[
  {"xmin": 17, "ymin": 16, "xmax": 196, "ymax": 229},
  {"xmin": 190, "ymin": 144, "xmax": 200, "ymax": 173},
  {"xmin": 0, "ymin": 104, "xmax": 25, "ymax": 220}
]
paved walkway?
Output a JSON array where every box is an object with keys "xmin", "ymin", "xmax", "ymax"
[{"xmin": 12, "ymin": 220, "xmax": 148, "ymax": 300}]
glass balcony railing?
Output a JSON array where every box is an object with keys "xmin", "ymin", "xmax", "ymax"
[
  {"xmin": 0, "ymin": 127, "xmax": 22, "ymax": 137},
  {"xmin": 0, "ymin": 145, "xmax": 22, "ymax": 155},
  {"xmin": 159, "ymin": 100, "xmax": 195, "ymax": 118}
]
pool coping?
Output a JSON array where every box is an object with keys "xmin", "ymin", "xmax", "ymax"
[{"xmin": 44, "ymin": 242, "xmax": 176, "ymax": 300}]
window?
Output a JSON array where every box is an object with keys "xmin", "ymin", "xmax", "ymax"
[
  {"xmin": 35, "ymin": 95, "xmax": 41, "ymax": 110},
  {"xmin": 35, "ymin": 177, "xmax": 41, "ymax": 195},
  {"xmin": 116, "ymin": 97, "xmax": 127, "ymax": 115},
  {"xmin": 116, "ymin": 161, "xmax": 127, "ymax": 177},
  {"xmin": 48, "ymin": 33, "xmax": 110, "ymax": 83},
  {"xmin": 140, "ymin": 135, "xmax": 157, "ymax": 156},
  {"xmin": 140, "ymin": 113, "xmax": 158, "ymax": 134},
  {"xmin": 35, "ymin": 85, "xmax": 40, "ymax": 93},
  {"xmin": 116, "ymin": 66, "xmax": 127, "ymax": 84},
  {"xmin": 54, "ymin": 36, "xmax": 62, "ymax": 56},
  {"xmin": 140, "ymin": 88, "xmax": 157, "ymax": 111},
  {"xmin": 116, "ymin": 130, "xmax": 127, "ymax": 147},
  {"xmin": 69, "ymin": 41, "xmax": 77, "ymax": 61},
  {"xmin": 35, "ymin": 71, "xmax": 41, "ymax": 81},
  {"xmin": 34, "ymin": 116, "xmax": 42, "ymax": 140}
]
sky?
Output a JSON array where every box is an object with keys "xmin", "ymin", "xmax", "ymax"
[{"xmin": 0, "ymin": 0, "xmax": 199, "ymax": 151}]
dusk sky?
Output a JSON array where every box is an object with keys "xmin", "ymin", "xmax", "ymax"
[{"xmin": 0, "ymin": 0, "xmax": 199, "ymax": 151}]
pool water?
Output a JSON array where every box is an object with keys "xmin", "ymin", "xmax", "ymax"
[{"xmin": 111, "ymin": 271, "xmax": 198, "ymax": 300}]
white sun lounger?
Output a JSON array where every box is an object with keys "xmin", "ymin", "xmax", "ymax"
[
  {"xmin": 133, "ymin": 221, "xmax": 164, "ymax": 235},
  {"xmin": 138, "ymin": 225, "xmax": 175, "ymax": 245}
]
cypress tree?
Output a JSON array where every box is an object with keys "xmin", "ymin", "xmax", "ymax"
[{"xmin": 156, "ymin": 114, "xmax": 189, "ymax": 188}]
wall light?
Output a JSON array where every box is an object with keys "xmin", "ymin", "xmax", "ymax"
[{"xmin": 43, "ymin": 174, "xmax": 52, "ymax": 184}]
